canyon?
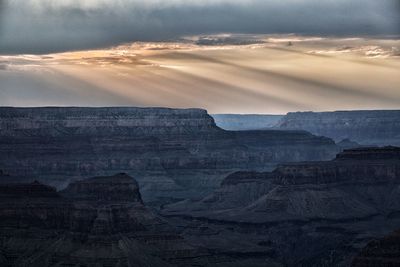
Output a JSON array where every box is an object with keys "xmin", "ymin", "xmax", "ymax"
[
  {"xmin": 0, "ymin": 107, "xmax": 338, "ymax": 203},
  {"xmin": 0, "ymin": 173, "xmax": 215, "ymax": 267},
  {"xmin": 1, "ymin": 107, "xmax": 400, "ymax": 266},
  {"xmin": 276, "ymin": 110, "xmax": 400, "ymax": 146},
  {"xmin": 1, "ymin": 146, "xmax": 399, "ymax": 266},
  {"xmin": 213, "ymin": 110, "xmax": 400, "ymax": 146},
  {"xmin": 163, "ymin": 146, "xmax": 400, "ymax": 266},
  {"xmin": 211, "ymin": 114, "xmax": 283, "ymax": 131}
]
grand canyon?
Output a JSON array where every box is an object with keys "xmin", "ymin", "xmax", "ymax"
[
  {"xmin": 1, "ymin": 107, "xmax": 400, "ymax": 266},
  {"xmin": 1, "ymin": 0, "xmax": 399, "ymax": 266}
]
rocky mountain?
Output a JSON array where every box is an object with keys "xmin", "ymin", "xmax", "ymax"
[
  {"xmin": 0, "ymin": 173, "xmax": 211, "ymax": 267},
  {"xmin": 211, "ymin": 114, "xmax": 283, "ymax": 130},
  {"xmin": 275, "ymin": 110, "xmax": 400, "ymax": 146},
  {"xmin": 0, "ymin": 107, "xmax": 338, "ymax": 203},
  {"xmin": 0, "ymin": 173, "xmax": 285, "ymax": 267},
  {"xmin": 163, "ymin": 147, "xmax": 400, "ymax": 266}
]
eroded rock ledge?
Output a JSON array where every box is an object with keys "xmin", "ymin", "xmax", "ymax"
[
  {"xmin": 0, "ymin": 173, "xmax": 210, "ymax": 267},
  {"xmin": 0, "ymin": 107, "xmax": 339, "ymax": 202}
]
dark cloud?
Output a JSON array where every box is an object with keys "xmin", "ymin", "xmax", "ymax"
[
  {"xmin": 0, "ymin": 0, "xmax": 399, "ymax": 54},
  {"xmin": 0, "ymin": 0, "xmax": 5, "ymax": 34}
]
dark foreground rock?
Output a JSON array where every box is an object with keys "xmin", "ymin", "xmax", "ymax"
[
  {"xmin": 275, "ymin": 110, "xmax": 400, "ymax": 146},
  {"xmin": 0, "ymin": 107, "xmax": 338, "ymax": 202},
  {"xmin": 351, "ymin": 230, "xmax": 400, "ymax": 267},
  {"xmin": 163, "ymin": 147, "xmax": 400, "ymax": 266},
  {"xmin": 0, "ymin": 174, "xmax": 206, "ymax": 267},
  {"xmin": 0, "ymin": 173, "xmax": 284, "ymax": 267}
]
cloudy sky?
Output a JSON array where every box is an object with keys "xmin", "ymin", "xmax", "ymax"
[
  {"xmin": 0, "ymin": 0, "xmax": 399, "ymax": 54},
  {"xmin": 0, "ymin": 0, "xmax": 399, "ymax": 113}
]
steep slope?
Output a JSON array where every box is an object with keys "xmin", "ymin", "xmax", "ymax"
[
  {"xmin": 0, "ymin": 107, "xmax": 338, "ymax": 202},
  {"xmin": 0, "ymin": 173, "xmax": 209, "ymax": 267},
  {"xmin": 275, "ymin": 110, "xmax": 400, "ymax": 146},
  {"xmin": 163, "ymin": 147, "xmax": 400, "ymax": 266},
  {"xmin": 166, "ymin": 146, "xmax": 400, "ymax": 222}
]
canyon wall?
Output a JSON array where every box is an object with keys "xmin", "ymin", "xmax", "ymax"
[
  {"xmin": 276, "ymin": 110, "xmax": 400, "ymax": 146},
  {"xmin": 0, "ymin": 107, "xmax": 339, "ymax": 203},
  {"xmin": 0, "ymin": 173, "xmax": 282, "ymax": 267},
  {"xmin": 163, "ymin": 147, "xmax": 400, "ymax": 266}
]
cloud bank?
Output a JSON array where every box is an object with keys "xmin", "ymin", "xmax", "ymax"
[
  {"xmin": 0, "ymin": 0, "xmax": 399, "ymax": 54},
  {"xmin": 1, "ymin": 36, "xmax": 399, "ymax": 113}
]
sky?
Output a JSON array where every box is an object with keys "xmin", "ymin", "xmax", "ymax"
[
  {"xmin": 0, "ymin": 0, "xmax": 399, "ymax": 54},
  {"xmin": 0, "ymin": 0, "xmax": 399, "ymax": 113}
]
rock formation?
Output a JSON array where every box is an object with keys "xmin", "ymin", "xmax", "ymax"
[
  {"xmin": 61, "ymin": 173, "xmax": 143, "ymax": 203},
  {"xmin": 275, "ymin": 110, "xmax": 400, "ymax": 146},
  {"xmin": 0, "ymin": 172, "xmax": 285, "ymax": 267},
  {"xmin": 0, "ymin": 107, "xmax": 338, "ymax": 203},
  {"xmin": 163, "ymin": 147, "xmax": 400, "ymax": 266},
  {"xmin": 0, "ymin": 173, "xmax": 212, "ymax": 267}
]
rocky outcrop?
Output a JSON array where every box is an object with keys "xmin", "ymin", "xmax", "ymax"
[
  {"xmin": 0, "ymin": 173, "xmax": 285, "ymax": 267},
  {"xmin": 0, "ymin": 107, "xmax": 339, "ymax": 202},
  {"xmin": 275, "ymin": 110, "xmax": 400, "ymax": 146},
  {"xmin": 0, "ymin": 173, "xmax": 212, "ymax": 267},
  {"xmin": 211, "ymin": 114, "xmax": 283, "ymax": 130},
  {"xmin": 0, "ymin": 180, "xmax": 60, "ymax": 199},
  {"xmin": 166, "ymin": 146, "xmax": 400, "ymax": 221},
  {"xmin": 61, "ymin": 173, "xmax": 143, "ymax": 203},
  {"xmin": 0, "ymin": 107, "xmax": 217, "ymax": 137},
  {"xmin": 162, "ymin": 147, "xmax": 400, "ymax": 266},
  {"xmin": 352, "ymin": 230, "xmax": 400, "ymax": 267}
]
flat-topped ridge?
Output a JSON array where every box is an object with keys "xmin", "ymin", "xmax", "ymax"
[
  {"xmin": 336, "ymin": 146, "xmax": 400, "ymax": 160},
  {"xmin": 0, "ymin": 180, "xmax": 59, "ymax": 198},
  {"xmin": 275, "ymin": 110, "xmax": 400, "ymax": 146},
  {"xmin": 221, "ymin": 171, "xmax": 273, "ymax": 186},
  {"xmin": 0, "ymin": 106, "xmax": 209, "ymax": 116},
  {"xmin": 0, "ymin": 106, "xmax": 218, "ymax": 137},
  {"xmin": 284, "ymin": 109, "xmax": 400, "ymax": 117},
  {"xmin": 61, "ymin": 173, "xmax": 143, "ymax": 203}
]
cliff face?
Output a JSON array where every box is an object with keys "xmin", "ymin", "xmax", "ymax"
[
  {"xmin": 275, "ymin": 110, "xmax": 400, "ymax": 146},
  {"xmin": 0, "ymin": 174, "xmax": 211, "ymax": 267},
  {"xmin": 61, "ymin": 173, "xmax": 143, "ymax": 203},
  {"xmin": 0, "ymin": 107, "xmax": 217, "ymax": 137},
  {"xmin": 163, "ymin": 147, "xmax": 400, "ymax": 266},
  {"xmin": 0, "ymin": 107, "xmax": 338, "ymax": 202}
]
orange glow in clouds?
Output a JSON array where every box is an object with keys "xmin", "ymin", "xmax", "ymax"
[{"xmin": 0, "ymin": 35, "xmax": 399, "ymax": 114}]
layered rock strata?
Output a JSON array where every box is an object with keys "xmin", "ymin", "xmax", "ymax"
[
  {"xmin": 0, "ymin": 173, "xmax": 211, "ymax": 267},
  {"xmin": 163, "ymin": 147, "xmax": 400, "ymax": 266},
  {"xmin": 276, "ymin": 110, "xmax": 400, "ymax": 146},
  {"xmin": 0, "ymin": 107, "xmax": 338, "ymax": 202}
]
